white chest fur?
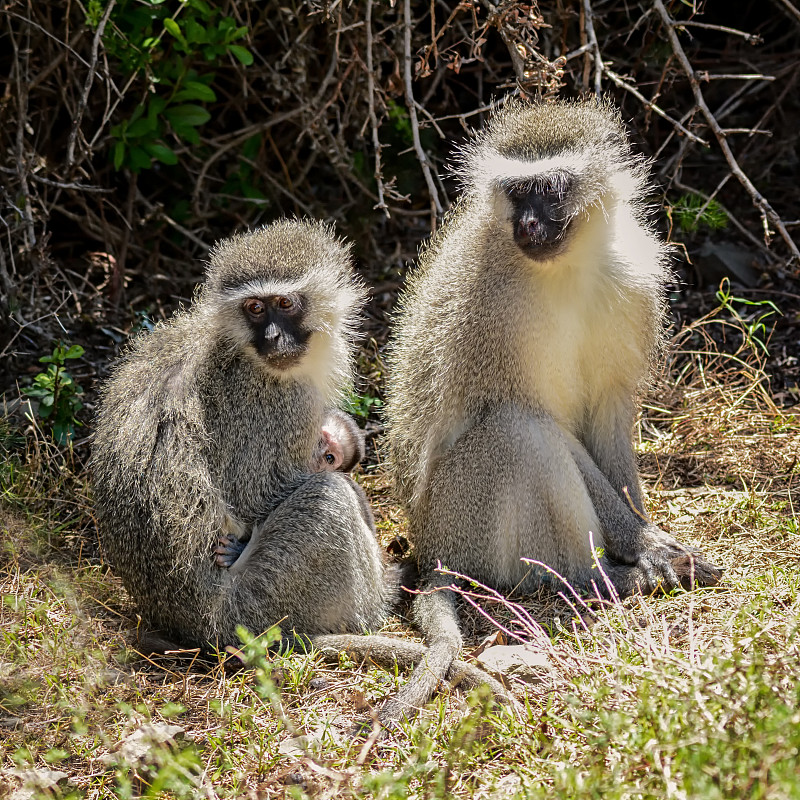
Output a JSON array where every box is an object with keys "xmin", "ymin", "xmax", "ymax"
[{"xmin": 516, "ymin": 210, "xmax": 653, "ymax": 435}]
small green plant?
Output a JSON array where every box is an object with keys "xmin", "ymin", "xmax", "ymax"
[
  {"xmin": 343, "ymin": 390, "xmax": 383, "ymax": 421},
  {"xmin": 103, "ymin": 0, "xmax": 254, "ymax": 173},
  {"xmin": 715, "ymin": 277, "xmax": 781, "ymax": 355},
  {"xmin": 672, "ymin": 192, "xmax": 728, "ymax": 232},
  {"xmin": 22, "ymin": 343, "xmax": 85, "ymax": 445}
]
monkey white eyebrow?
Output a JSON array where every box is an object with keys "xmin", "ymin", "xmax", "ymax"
[
  {"xmin": 223, "ymin": 279, "xmax": 310, "ymax": 301},
  {"xmin": 474, "ymin": 151, "xmax": 586, "ymax": 184}
]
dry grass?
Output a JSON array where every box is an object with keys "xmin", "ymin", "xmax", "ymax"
[{"xmin": 1, "ymin": 315, "xmax": 799, "ymax": 798}]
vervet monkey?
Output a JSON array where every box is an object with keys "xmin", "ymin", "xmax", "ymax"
[
  {"xmin": 91, "ymin": 220, "xmax": 396, "ymax": 648},
  {"xmin": 379, "ymin": 98, "xmax": 722, "ymax": 724},
  {"xmin": 91, "ymin": 219, "xmax": 504, "ymax": 706},
  {"xmin": 312, "ymin": 409, "xmax": 365, "ymax": 473}
]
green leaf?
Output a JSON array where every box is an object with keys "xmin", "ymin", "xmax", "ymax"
[
  {"xmin": 228, "ymin": 45, "xmax": 253, "ymax": 66},
  {"xmin": 186, "ymin": 0, "xmax": 212, "ymax": 16},
  {"xmin": 148, "ymin": 95, "xmax": 168, "ymax": 117},
  {"xmin": 113, "ymin": 141, "xmax": 125, "ymax": 171},
  {"xmin": 65, "ymin": 345, "xmax": 85, "ymax": 359},
  {"xmin": 52, "ymin": 421, "xmax": 73, "ymax": 445},
  {"xmin": 126, "ymin": 117, "xmax": 157, "ymax": 138},
  {"xmin": 163, "ymin": 18, "xmax": 186, "ymax": 45},
  {"xmin": 164, "ymin": 104, "xmax": 211, "ymax": 127},
  {"xmin": 143, "ymin": 143, "xmax": 179, "ymax": 165},
  {"xmin": 184, "ymin": 19, "xmax": 208, "ymax": 44},
  {"xmin": 128, "ymin": 145, "xmax": 153, "ymax": 172},
  {"xmin": 129, "ymin": 104, "xmax": 145, "ymax": 124},
  {"xmin": 22, "ymin": 387, "xmax": 49, "ymax": 399},
  {"xmin": 170, "ymin": 124, "xmax": 201, "ymax": 145},
  {"xmin": 242, "ymin": 133, "xmax": 261, "ymax": 160},
  {"xmin": 172, "ymin": 81, "xmax": 217, "ymax": 103}
]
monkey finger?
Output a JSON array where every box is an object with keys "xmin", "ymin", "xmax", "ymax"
[
  {"xmin": 638, "ymin": 553, "xmax": 680, "ymax": 594},
  {"xmin": 671, "ymin": 554, "xmax": 724, "ymax": 589}
]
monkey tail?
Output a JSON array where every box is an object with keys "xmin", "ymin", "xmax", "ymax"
[
  {"xmin": 312, "ymin": 631, "xmax": 510, "ymax": 729},
  {"xmin": 313, "ymin": 584, "xmax": 511, "ymax": 728}
]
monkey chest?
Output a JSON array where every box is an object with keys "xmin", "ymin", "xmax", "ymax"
[{"xmin": 517, "ymin": 298, "xmax": 645, "ymax": 429}]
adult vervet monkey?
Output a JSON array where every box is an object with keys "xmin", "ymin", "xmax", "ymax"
[
  {"xmin": 380, "ymin": 98, "xmax": 722, "ymax": 724},
  {"xmin": 92, "ymin": 219, "xmax": 507, "ymax": 706},
  {"xmin": 92, "ymin": 220, "xmax": 394, "ymax": 648}
]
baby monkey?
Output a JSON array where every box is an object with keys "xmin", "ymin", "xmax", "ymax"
[
  {"xmin": 311, "ymin": 409, "xmax": 365, "ymax": 473},
  {"xmin": 215, "ymin": 409, "xmax": 365, "ymax": 568}
]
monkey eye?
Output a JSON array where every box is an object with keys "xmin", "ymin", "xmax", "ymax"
[
  {"xmin": 276, "ymin": 296, "xmax": 294, "ymax": 311},
  {"xmin": 244, "ymin": 299, "xmax": 265, "ymax": 316},
  {"xmin": 325, "ymin": 453, "xmax": 336, "ymax": 464}
]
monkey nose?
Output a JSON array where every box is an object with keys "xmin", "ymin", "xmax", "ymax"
[{"xmin": 524, "ymin": 217, "xmax": 540, "ymax": 234}]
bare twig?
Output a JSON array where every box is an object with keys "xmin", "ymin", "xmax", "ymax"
[
  {"xmin": 655, "ymin": 0, "xmax": 800, "ymax": 262},
  {"xmin": 137, "ymin": 192, "xmax": 210, "ymax": 252},
  {"xmin": 768, "ymin": 0, "xmax": 800, "ymax": 30},
  {"xmin": 695, "ymin": 73, "xmax": 775, "ymax": 82},
  {"xmin": 365, "ymin": 0, "xmax": 389, "ymax": 216},
  {"xmin": 672, "ymin": 20, "xmax": 762, "ymax": 44},
  {"xmin": 604, "ymin": 66, "xmax": 708, "ymax": 145},
  {"xmin": 0, "ymin": 168, "xmax": 114, "ymax": 193},
  {"xmin": 66, "ymin": 0, "xmax": 116, "ymax": 170},
  {"xmin": 582, "ymin": 0, "xmax": 603, "ymax": 95},
  {"xmin": 403, "ymin": 0, "xmax": 444, "ymax": 220},
  {"xmin": 7, "ymin": 15, "xmax": 36, "ymax": 255}
]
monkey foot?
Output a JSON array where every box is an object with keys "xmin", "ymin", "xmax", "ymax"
[{"xmin": 214, "ymin": 533, "xmax": 245, "ymax": 568}]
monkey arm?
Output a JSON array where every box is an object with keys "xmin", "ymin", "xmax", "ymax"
[
  {"xmin": 565, "ymin": 435, "xmax": 686, "ymax": 589},
  {"xmin": 583, "ymin": 399, "xmax": 646, "ymax": 516}
]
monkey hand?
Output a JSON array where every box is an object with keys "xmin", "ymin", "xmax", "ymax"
[
  {"xmin": 214, "ymin": 533, "xmax": 246, "ymax": 568},
  {"xmin": 636, "ymin": 526, "xmax": 723, "ymax": 592}
]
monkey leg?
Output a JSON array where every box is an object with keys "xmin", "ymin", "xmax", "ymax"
[
  {"xmin": 213, "ymin": 471, "xmax": 390, "ymax": 647},
  {"xmin": 418, "ymin": 406, "xmax": 614, "ymax": 593},
  {"xmin": 564, "ymin": 436, "xmax": 722, "ymax": 592}
]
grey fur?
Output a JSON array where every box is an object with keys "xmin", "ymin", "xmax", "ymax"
[
  {"xmin": 381, "ymin": 98, "xmax": 722, "ymax": 724},
  {"xmin": 91, "ymin": 220, "xmax": 396, "ymax": 649}
]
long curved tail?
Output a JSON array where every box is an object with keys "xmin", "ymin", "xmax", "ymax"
[{"xmin": 313, "ymin": 585, "xmax": 510, "ymax": 728}]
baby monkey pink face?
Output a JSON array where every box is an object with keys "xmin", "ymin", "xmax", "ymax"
[
  {"xmin": 310, "ymin": 410, "xmax": 365, "ymax": 474},
  {"xmin": 242, "ymin": 293, "xmax": 311, "ymax": 369}
]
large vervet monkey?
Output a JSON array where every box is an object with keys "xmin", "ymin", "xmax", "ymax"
[
  {"xmin": 377, "ymin": 98, "xmax": 722, "ymax": 724},
  {"xmin": 91, "ymin": 220, "xmax": 395, "ymax": 647},
  {"xmin": 91, "ymin": 219, "xmax": 503, "ymax": 699}
]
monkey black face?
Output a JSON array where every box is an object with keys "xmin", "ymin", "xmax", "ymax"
[
  {"xmin": 504, "ymin": 175, "xmax": 574, "ymax": 261},
  {"xmin": 242, "ymin": 294, "xmax": 312, "ymax": 369}
]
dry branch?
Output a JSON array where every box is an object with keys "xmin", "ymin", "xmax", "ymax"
[{"xmin": 654, "ymin": 0, "xmax": 800, "ymax": 263}]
